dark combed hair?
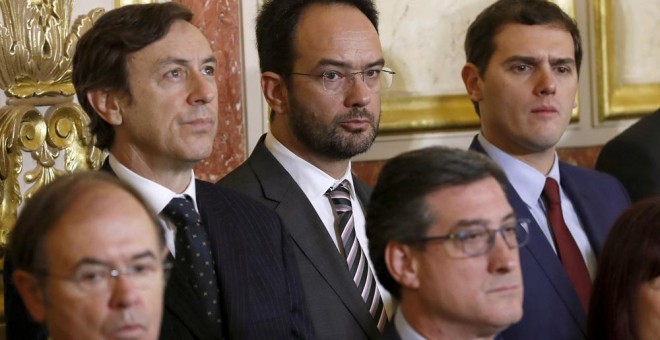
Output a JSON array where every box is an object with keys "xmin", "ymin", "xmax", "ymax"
[
  {"xmin": 72, "ymin": 3, "xmax": 193, "ymax": 149},
  {"xmin": 587, "ymin": 197, "xmax": 660, "ymax": 340},
  {"xmin": 366, "ymin": 146, "xmax": 508, "ymax": 299},
  {"xmin": 8, "ymin": 172, "xmax": 164, "ymax": 276},
  {"xmin": 464, "ymin": 0, "xmax": 582, "ymax": 114},
  {"xmin": 256, "ymin": 0, "xmax": 379, "ymax": 77}
]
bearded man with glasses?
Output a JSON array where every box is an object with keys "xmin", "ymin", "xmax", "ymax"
[
  {"xmin": 367, "ymin": 146, "xmax": 527, "ymax": 340},
  {"xmin": 220, "ymin": 0, "xmax": 395, "ymax": 338},
  {"xmin": 10, "ymin": 172, "xmax": 168, "ymax": 340}
]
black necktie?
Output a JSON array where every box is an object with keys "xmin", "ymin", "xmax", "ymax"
[
  {"xmin": 162, "ymin": 196, "xmax": 221, "ymax": 327},
  {"xmin": 326, "ymin": 180, "xmax": 387, "ymax": 331}
]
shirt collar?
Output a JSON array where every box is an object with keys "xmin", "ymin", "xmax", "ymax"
[
  {"xmin": 108, "ymin": 154, "xmax": 198, "ymax": 213},
  {"xmin": 478, "ymin": 133, "xmax": 560, "ymax": 206},
  {"xmin": 394, "ymin": 308, "xmax": 427, "ymax": 340},
  {"xmin": 265, "ymin": 132, "xmax": 356, "ymax": 199}
]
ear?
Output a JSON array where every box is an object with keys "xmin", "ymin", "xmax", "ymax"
[
  {"xmin": 86, "ymin": 89, "xmax": 124, "ymax": 126},
  {"xmin": 261, "ymin": 71, "xmax": 289, "ymax": 117},
  {"xmin": 13, "ymin": 270, "xmax": 47, "ymax": 323},
  {"xmin": 461, "ymin": 63, "xmax": 484, "ymax": 102},
  {"xmin": 385, "ymin": 242, "xmax": 420, "ymax": 289}
]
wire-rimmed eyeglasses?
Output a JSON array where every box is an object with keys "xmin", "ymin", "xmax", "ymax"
[
  {"xmin": 35, "ymin": 260, "xmax": 173, "ymax": 294},
  {"xmin": 291, "ymin": 67, "xmax": 396, "ymax": 94},
  {"xmin": 414, "ymin": 219, "xmax": 530, "ymax": 258}
]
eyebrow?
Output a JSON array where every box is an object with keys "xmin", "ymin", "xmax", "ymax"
[
  {"xmin": 73, "ymin": 250, "xmax": 157, "ymax": 270},
  {"xmin": 450, "ymin": 211, "xmax": 517, "ymax": 231},
  {"xmin": 503, "ymin": 55, "xmax": 576, "ymax": 67},
  {"xmin": 316, "ymin": 58, "xmax": 385, "ymax": 70},
  {"xmin": 155, "ymin": 55, "xmax": 218, "ymax": 68}
]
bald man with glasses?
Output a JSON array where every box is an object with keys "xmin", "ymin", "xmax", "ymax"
[
  {"xmin": 10, "ymin": 172, "xmax": 168, "ymax": 340},
  {"xmin": 367, "ymin": 147, "xmax": 526, "ymax": 340}
]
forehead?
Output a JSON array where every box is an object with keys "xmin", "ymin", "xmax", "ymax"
[
  {"xmin": 425, "ymin": 177, "xmax": 511, "ymax": 234},
  {"xmin": 46, "ymin": 186, "xmax": 159, "ymax": 267},
  {"xmin": 127, "ymin": 19, "xmax": 213, "ymax": 67},
  {"xmin": 491, "ymin": 23, "xmax": 574, "ymax": 58},
  {"xmin": 293, "ymin": 3, "xmax": 382, "ymax": 68}
]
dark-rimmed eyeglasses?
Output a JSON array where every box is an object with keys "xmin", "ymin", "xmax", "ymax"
[
  {"xmin": 414, "ymin": 219, "xmax": 530, "ymax": 258},
  {"xmin": 291, "ymin": 68, "xmax": 396, "ymax": 94}
]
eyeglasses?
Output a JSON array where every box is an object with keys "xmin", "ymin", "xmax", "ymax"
[
  {"xmin": 415, "ymin": 219, "xmax": 530, "ymax": 258},
  {"xmin": 290, "ymin": 68, "xmax": 396, "ymax": 94},
  {"xmin": 35, "ymin": 260, "xmax": 172, "ymax": 294}
]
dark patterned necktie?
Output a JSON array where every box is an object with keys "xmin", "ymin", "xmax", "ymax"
[
  {"xmin": 326, "ymin": 180, "xmax": 387, "ymax": 331},
  {"xmin": 542, "ymin": 178, "xmax": 592, "ymax": 311},
  {"xmin": 162, "ymin": 196, "xmax": 222, "ymax": 327}
]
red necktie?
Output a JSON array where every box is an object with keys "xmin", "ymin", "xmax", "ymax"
[{"xmin": 542, "ymin": 178, "xmax": 592, "ymax": 312}]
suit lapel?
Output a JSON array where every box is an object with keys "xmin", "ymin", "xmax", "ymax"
[
  {"xmin": 248, "ymin": 137, "xmax": 378, "ymax": 335},
  {"xmin": 163, "ymin": 256, "xmax": 214, "ymax": 338},
  {"xmin": 470, "ymin": 137, "xmax": 587, "ymax": 332},
  {"xmin": 558, "ymin": 166, "xmax": 606, "ymax": 256}
]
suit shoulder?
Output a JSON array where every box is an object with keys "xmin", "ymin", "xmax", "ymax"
[
  {"xmin": 560, "ymin": 162, "xmax": 621, "ymax": 184},
  {"xmin": 196, "ymin": 179, "xmax": 278, "ymax": 217}
]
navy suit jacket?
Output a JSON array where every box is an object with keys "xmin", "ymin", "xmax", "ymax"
[
  {"xmin": 219, "ymin": 134, "xmax": 380, "ymax": 340},
  {"xmin": 470, "ymin": 137, "xmax": 630, "ymax": 340},
  {"xmin": 4, "ymin": 161, "xmax": 314, "ymax": 340},
  {"xmin": 595, "ymin": 108, "xmax": 660, "ymax": 202}
]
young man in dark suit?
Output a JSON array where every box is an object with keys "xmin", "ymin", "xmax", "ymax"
[
  {"xmin": 4, "ymin": 3, "xmax": 312, "ymax": 339},
  {"xmin": 219, "ymin": 0, "xmax": 394, "ymax": 338},
  {"xmin": 460, "ymin": 0, "xmax": 630, "ymax": 339},
  {"xmin": 367, "ymin": 147, "xmax": 525, "ymax": 340},
  {"xmin": 596, "ymin": 108, "xmax": 660, "ymax": 202}
]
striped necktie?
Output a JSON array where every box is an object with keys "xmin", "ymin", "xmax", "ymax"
[{"xmin": 326, "ymin": 180, "xmax": 387, "ymax": 331}]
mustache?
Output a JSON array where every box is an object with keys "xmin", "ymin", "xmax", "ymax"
[{"xmin": 336, "ymin": 108, "xmax": 376, "ymax": 122}]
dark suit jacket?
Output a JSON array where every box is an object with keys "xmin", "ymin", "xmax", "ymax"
[
  {"xmin": 595, "ymin": 108, "xmax": 660, "ymax": 202},
  {"xmin": 470, "ymin": 137, "xmax": 630, "ymax": 340},
  {"xmin": 219, "ymin": 134, "xmax": 380, "ymax": 340},
  {"xmin": 4, "ymin": 161, "xmax": 314, "ymax": 340}
]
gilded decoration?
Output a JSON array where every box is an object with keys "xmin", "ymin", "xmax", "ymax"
[{"xmin": 0, "ymin": 0, "xmax": 105, "ymax": 247}]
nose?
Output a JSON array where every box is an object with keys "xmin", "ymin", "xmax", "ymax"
[
  {"xmin": 188, "ymin": 71, "xmax": 216, "ymax": 106},
  {"xmin": 487, "ymin": 232, "xmax": 519, "ymax": 274},
  {"xmin": 534, "ymin": 66, "xmax": 557, "ymax": 96},
  {"xmin": 108, "ymin": 275, "xmax": 141, "ymax": 309},
  {"xmin": 343, "ymin": 73, "xmax": 372, "ymax": 108}
]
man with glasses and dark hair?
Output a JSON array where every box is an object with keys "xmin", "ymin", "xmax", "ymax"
[
  {"xmin": 10, "ymin": 172, "xmax": 168, "ymax": 340},
  {"xmin": 460, "ymin": 0, "xmax": 630, "ymax": 338},
  {"xmin": 219, "ymin": 0, "xmax": 393, "ymax": 338},
  {"xmin": 367, "ymin": 146, "xmax": 526, "ymax": 340}
]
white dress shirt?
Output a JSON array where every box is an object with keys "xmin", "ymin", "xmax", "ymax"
[
  {"xmin": 108, "ymin": 154, "xmax": 198, "ymax": 257},
  {"xmin": 394, "ymin": 308, "xmax": 426, "ymax": 340},
  {"xmin": 265, "ymin": 132, "xmax": 394, "ymax": 315},
  {"xmin": 478, "ymin": 134, "xmax": 597, "ymax": 278}
]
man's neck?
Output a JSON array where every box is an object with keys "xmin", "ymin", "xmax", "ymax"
[
  {"xmin": 270, "ymin": 130, "xmax": 351, "ymax": 179},
  {"xmin": 109, "ymin": 147, "xmax": 194, "ymax": 193},
  {"xmin": 400, "ymin": 300, "xmax": 498, "ymax": 340}
]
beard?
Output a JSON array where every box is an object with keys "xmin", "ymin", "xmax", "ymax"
[{"xmin": 288, "ymin": 96, "xmax": 379, "ymax": 160}]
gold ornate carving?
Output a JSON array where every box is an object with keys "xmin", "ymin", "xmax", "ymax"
[
  {"xmin": 0, "ymin": 0, "xmax": 104, "ymax": 98},
  {"xmin": 0, "ymin": 0, "xmax": 105, "ymax": 247}
]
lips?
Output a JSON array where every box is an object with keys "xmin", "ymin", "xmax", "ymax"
[{"xmin": 531, "ymin": 105, "xmax": 558, "ymax": 114}]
